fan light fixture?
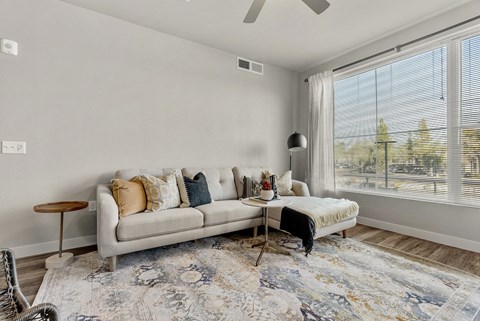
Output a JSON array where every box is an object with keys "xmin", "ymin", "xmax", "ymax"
[{"xmin": 244, "ymin": 0, "xmax": 330, "ymax": 23}]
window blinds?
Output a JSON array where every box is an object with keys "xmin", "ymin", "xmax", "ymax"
[
  {"xmin": 334, "ymin": 31, "xmax": 480, "ymax": 206},
  {"xmin": 460, "ymin": 34, "xmax": 480, "ymax": 204}
]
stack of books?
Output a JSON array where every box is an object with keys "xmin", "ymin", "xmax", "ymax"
[{"xmin": 249, "ymin": 196, "xmax": 283, "ymax": 205}]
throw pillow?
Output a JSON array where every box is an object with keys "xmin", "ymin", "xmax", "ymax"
[
  {"xmin": 241, "ymin": 176, "xmax": 262, "ymax": 199},
  {"xmin": 111, "ymin": 177, "xmax": 147, "ymax": 217},
  {"xmin": 138, "ymin": 172, "xmax": 181, "ymax": 212},
  {"xmin": 177, "ymin": 172, "xmax": 212, "ymax": 207},
  {"xmin": 263, "ymin": 170, "xmax": 295, "ymax": 196}
]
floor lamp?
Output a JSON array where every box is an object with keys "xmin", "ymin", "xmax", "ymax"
[{"xmin": 287, "ymin": 131, "xmax": 307, "ymax": 171}]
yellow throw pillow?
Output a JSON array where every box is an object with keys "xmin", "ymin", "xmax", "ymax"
[
  {"xmin": 263, "ymin": 170, "xmax": 295, "ymax": 196},
  {"xmin": 112, "ymin": 177, "xmax": 147, "ymax": 217},
  {"xmin": 139, "ymin": 173, "xmax": 181, "ymax": 212}
]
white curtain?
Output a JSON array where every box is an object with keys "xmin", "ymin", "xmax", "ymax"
[{"xmin": 306, "ymin": 71, "xmax": 335, "ymax": 197}]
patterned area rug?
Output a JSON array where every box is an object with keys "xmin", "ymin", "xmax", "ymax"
[{"xmin": 34, "ymin": 231, "xmax": 480, "ymax": 321}]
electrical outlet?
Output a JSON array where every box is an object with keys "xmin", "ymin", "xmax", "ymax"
[
  {"xmin": 88, "ymin": 201, "xmax": 97, "ymax": 212},
  {"xmin": 1, "ymin": 141, "xmax": 26, "ymax": 154}
]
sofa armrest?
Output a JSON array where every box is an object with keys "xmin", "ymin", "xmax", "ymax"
[
  {"xmin": 96, "ymin": 184, "xmax": 120, "ymax": 258},
  {"xmin": 292, "ymin": 180, "xmax": 310, "ymax": 197}
]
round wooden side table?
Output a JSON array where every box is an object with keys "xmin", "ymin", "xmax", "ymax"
[{"xmin": 33, "ymin": 201, "xmax": 88, "ymax": 269}]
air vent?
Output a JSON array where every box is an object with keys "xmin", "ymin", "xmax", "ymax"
[{"xmin": 237, "ymin": 57, "xmax": 263, "ymax": 75}]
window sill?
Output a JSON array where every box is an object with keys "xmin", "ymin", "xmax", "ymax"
[{"xmin": 334, "ymin": 188, "xmax": 480, "ymax": 209}]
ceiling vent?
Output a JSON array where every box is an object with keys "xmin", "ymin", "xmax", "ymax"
[{"xmin": 237, "ymin": 57, "xmax": 263, "ymax": 75}]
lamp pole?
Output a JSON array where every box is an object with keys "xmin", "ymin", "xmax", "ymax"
[
  {"xmin": 289, "ymin": 151, "xmax": 292, "ymax": 171},
  {"xmin": 375, "ymin": 140, "xmax": 396, "ymax": 189}
]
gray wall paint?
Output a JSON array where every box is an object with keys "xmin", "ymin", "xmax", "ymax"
[
  {"xmin": 0, "ymin": 0, "xmax": 297, "ymax": 251},
  {"xmin": 295, "ymin": 2, "xmax": 480, "ymax": 245}
]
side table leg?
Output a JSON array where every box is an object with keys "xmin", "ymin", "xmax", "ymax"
[
  {"xmin": 252, "ymin": 206, "xmax": 290, "ymax": 266},
  {"xmin": 255, "ymin": 241, "xmax": 267, "ymax": 266},
  {"xmin": 264, "ymin": 207, "xmax": 269, "ymax": 242},
  {"xmin": 46, "ymin": 211, "xmax": 73, "ymax": 269},
  {"xmin": 255, "ymin": 207, "xmax": 269, "ymax": 266},
  {"xmin": 59, "ymin": 212, "xmax": 64, "ymax": 258}
]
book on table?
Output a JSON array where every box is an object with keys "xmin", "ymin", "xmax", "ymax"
[{"xmin": 249, "ymin": 196, "xmax": 283, "ymax": 205}]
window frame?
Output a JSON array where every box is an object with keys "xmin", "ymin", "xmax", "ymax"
[{"xmin": 333, "ymin": 26, "xmax": 480, "ymax": 208}]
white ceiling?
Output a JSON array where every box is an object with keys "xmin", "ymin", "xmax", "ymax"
[{"xmin": 60, "ymin": 0, "xmax": 473, "ymax": 72}]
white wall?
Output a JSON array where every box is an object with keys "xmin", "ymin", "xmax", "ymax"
[
  {"xmin": 295, "ymin": 1, "xmax": 480, "ymax": 251},
  {"xmin": 0, "ymin": 0, "xmax": 297, "ymax": 256}
]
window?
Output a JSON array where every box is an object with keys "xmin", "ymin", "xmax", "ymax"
[
  {"xmin": 334, "ymin": 31, "xmax": 480, "ymax": 206},
  {"xmin": 460, "ymin": 34, "xmax": 480, "ymax": 203}
]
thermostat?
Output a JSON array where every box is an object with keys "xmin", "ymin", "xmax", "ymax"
[{"xmin": 1, "ymin": 39, "xmax": 18, "ymax": 56}]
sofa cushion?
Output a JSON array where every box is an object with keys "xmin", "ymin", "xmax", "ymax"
[
  {"xmin": 233, "ymin": 167, "xmax": 272, "ymax": 199},
  {"xmin": 116, "ymin": 168, "xmax": 182, "ymax": 180},
  {"xmin": 267, "ymin": 196, "xmax": 297, "ymax": 221},
  {"xmin": 111, "ymin": 178, "xmax": 147, "ymax": 217},
  {"xmin": 195, "ymin": 200, "xmax": 262, "ymax": 227},
  {"xmin": 117, "ymin": 208, "xmax": 204, "ymax": 241},
  {"xmin": 182, "ymin": 168, "xmax": 237, "ymax": 201}
]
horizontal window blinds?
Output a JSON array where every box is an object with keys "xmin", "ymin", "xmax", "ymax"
[
  {"xmin": 334, "ymin": 31, "xmax": 480, "ymax": 206},
  {"xmin": 460, "ymin": 34, "xmax": 480, "ymax": 204}
]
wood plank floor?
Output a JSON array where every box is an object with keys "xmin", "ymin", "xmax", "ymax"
[
  {"xmin": 347, "ymin": 225, "xmax": 480, "ymax": 276},
  {"xmin": 14, "ymin": 224, "xmax": 480, "ymax": 305}
]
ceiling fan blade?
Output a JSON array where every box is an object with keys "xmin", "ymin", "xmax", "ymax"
[
  {"xmin": 301, "ymin": 0, "xmax": 330, "ymax": 15},
  {"xmin": 243, "ymin": 0, "xmax": 267, "ymax": 23}
]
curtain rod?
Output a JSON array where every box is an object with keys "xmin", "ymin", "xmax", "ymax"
[{"xmin": 304, "ymin": 14, "xmax": 480, "ymax": 83}]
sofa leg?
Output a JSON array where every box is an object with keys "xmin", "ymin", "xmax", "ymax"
[
  {"xmin": 108, "ymin": 256, "xmax": 117, "ymax": 272},
  {"xmin": 342, "ymin": 229, "xmax": 347, "ymax": 239},
  {"xmin": 253, "ymin": 226, "xmax": 258, "ymax": 238}
]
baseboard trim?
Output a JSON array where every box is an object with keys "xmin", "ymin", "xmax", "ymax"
[
  {"xmin": 11, "ymin": 235, "xmax": 97, "ymax": 259},
  {"xmin": 357, "ymin": 217, "xmax": 480, "ymax": 253}
]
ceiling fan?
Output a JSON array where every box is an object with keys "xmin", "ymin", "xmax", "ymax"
[{"xmin": 244, "ymin": 0, "xmax": 330, "ymax": 23}]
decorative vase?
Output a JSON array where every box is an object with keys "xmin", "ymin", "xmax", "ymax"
[{"xmin": 260, "ymin": 190, "xmax": 274, "ymax": 201}]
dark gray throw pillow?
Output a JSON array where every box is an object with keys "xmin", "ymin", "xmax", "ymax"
[{"xmin": 183, "ymin": 172, "xmax": 212, "ymax": 207}]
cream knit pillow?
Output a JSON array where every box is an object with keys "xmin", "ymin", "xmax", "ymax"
[
  {"xmin": 263, "ymin": 170, "xmax": 295, "ymax": 196},
  {"xmin": 139, "ymin": 173, "xmax": 181, "ymax": 212}
]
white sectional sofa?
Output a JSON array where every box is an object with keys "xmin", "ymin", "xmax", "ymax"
[{"xmin": 96, "ymin": 166, "xmax": 356, "ymax": 271}]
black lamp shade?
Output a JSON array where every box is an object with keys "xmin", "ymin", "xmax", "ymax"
[{"xmin": 287, "ymin": 131, "xmax": 307, "ymax": 151}]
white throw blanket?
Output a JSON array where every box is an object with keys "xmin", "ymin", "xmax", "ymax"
[{"xmin": 287, "ymin": 197, "xmax": 359, "ymax": 228}]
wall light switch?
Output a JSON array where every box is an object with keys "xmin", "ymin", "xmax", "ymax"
[
  {"xmin": 1, "ymin": 141, "xmax": 26, "ymax": 154},
  {"xmin": 1, "ymin": 39, "xmax": 18, "ymax": 56}
]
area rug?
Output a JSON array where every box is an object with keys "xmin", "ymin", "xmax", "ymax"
[{"xmin": 34, "ymin": 231, "xmax": 480, "ymax": 321}]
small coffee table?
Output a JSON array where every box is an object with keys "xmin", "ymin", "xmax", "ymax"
[
  {"xmin": 33, "ymin": 201, "xmax": 88, "ymax": 269},
  {"xmin": 241, "ymin": 198, "xmax": 292, "ymax": 266}
]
